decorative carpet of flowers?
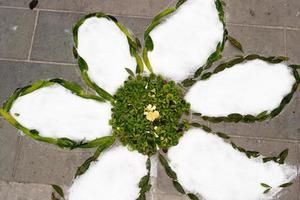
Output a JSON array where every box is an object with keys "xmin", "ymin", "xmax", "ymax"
[{"xmin": 0, "ymin": 0, "xmax": 299, "ymax": 200}]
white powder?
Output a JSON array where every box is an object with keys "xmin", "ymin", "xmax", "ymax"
[
  {"xmin": 168, "ymin": 128, "xmax": 297, "ymax": 200},
  {"xmin": 10, "ymin": 84, "xmax": 112, "ymax": 141},
  {"xmin": 68, "ymin": 146, "xmax": 148, "ymax": 200},
  {"xmin": 185, "ymin": 60, "xmax": 295, "ymax": 116},
  {"xmin": 148, "ymin": 0, "xmax": 224, "ymax": 82},
  {"xmin": 77, "ymin": 17, "xmax": 136, "ymax": 95}
]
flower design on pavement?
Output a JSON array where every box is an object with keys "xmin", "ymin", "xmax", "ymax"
[{"xmin": 0, "ymin": 0, "xmax": 299, "ymax": 200}]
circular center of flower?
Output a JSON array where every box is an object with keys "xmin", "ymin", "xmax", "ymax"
[{"xmin": 110, "ymin": 74, "xmax": 190, "ymax": 155}]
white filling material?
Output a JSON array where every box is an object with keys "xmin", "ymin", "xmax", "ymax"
[
  {"xmin": 148, "ymin": 0, "xmax": 224, "ymax": 82},
  {"xmin": 168, "ymin": 128, "xmax": 297, "ymax": 200},
  {"xmin": 68, "ymin": 146, "xmax": 148, "ymax": 200},
  {"xmin": 77, "ymin": 17, "xmax": 136, "ymax": 95},
  {"xmin": 10, "ymin": 84, "xmax": 112, "ymax": 141},
  {"xmin": 185, "ymin": 60, "xmax": 295, "ymax": 116}
]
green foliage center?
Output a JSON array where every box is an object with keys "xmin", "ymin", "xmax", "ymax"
[{"xmin": 110, "ymin": 74, "xmax": 190, "ymax": 155}]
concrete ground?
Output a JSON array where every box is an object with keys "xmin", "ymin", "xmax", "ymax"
[{"xmin": 0, "ymin": 0, "xmax": 299, "ymax": 199}]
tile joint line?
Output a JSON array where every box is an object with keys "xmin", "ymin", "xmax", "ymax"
[{"xmin": 27, "ymin": 10, "xmax": 39, "ymax": 61}]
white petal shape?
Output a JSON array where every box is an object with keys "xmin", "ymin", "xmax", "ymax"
[
  {"xmin": 77, "ymin": 17, "xmax": 136, "ymax": 94},
  {"xmin": 68, "ymin": 146, "xmax": 148, "ymax": 200},
  {"xmin": 168, "ymin": 128, "xmax": 297, "ymax": 200},
  {"xmin": 148, "ymin": 0, "xmax": 224, "ymax": 81},
  {"xmin": 185, "ymin": 60, "xmax": 295, "ymax": 116},
  {"xmin": 10, "ymin": 84, "xmax": 112, "ymax": 141}
]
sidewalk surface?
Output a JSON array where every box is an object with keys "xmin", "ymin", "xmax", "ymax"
[{"xmin": 0, "ymin": 0, "xmax": 299, "ymax": 199}]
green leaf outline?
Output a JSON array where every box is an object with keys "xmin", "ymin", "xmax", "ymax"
[
  {"xmin": 192, "ymin": 55, "xmax": 299, "ymax": 123},
  {"xmin": 142, "ymin": 0, "xmax": 227, "ymax": 75},
  {"xmin": 75, "ymin": 136, "xmax": 115, "ymax": 177},
  {"xmin": 72, "ymin": 12, "xmax": 144, "ymax": 100},
  {"xmin": 158, "ymin": 153, "xmax": 200, "ymax": 198},
  {"xmin": 136, "ymin": 157, "xmax": 152, "ymax": 200},
  {"xmin": 0, "ymin": 79, "xmax": 114, "ymax": 149}
]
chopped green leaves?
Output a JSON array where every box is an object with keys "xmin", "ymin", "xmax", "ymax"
[{"xmin": 111, "ymin": 75, "xmax": 190, "ymax": 155}]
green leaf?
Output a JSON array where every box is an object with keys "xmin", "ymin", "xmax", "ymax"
[
  {"xmin": 277, "ymin": 149, "xmax": 288, "ymax": 164},
  {"xmin": 246, "ymin": 151, "xmax": 260, "ymax": 158},
  {"xmin": 125, "ymin": 68, "xmax": 135, "ymax": 77},
  {"xmin": 29, "ymin": 129, "xmax": 39, "ymax": 135},
  {"xmin": 182, "ymin": 78, "xmax": 196, "ymax": 87},
  {"xmin": 78, "ymin": 56, "xmax": 89, "ymax": 71},
  {"xmin": 200, "ymin": 72, "xmax": 212, "ymax": 80},
  {"xmin": 57, "ymin": 138, "xmax": 77, "ymax": 148},
  {"xmin": 145, "ymin": 36, "xmax": 154, "ymax": 51},
  {"xmin": 242, "ymin": 114, "xmax": 256, "ymax": 123},
  {"xmin": 29, "ymin": 0, "xmax": 38, "ymax": 9},
  {"xmin": 263, "ymin": 156, "xmax": 276, "ymax": 163},
  {"xmin": 190, "ymin": 123, "xmax": 202, "ymax": 128},
  {"xmin": 293, "ymin": 69, "xmax": 300, "ymax": 83},
  {"xmin": 227, "ymin": 113, "xmax": 243, "ymax": 122},
  {"xmin": 279, "ymin": 182, "xmax": 293, "ymax": 188},
  {"xmin": 107, "ymin": 15, "xmax": 118, "ymax": 23},
  {"xmin": 139, "ymin": 175, "xmax": 150, "ymax": 188},
  {"xmin": 261, "ymin": 183, "xmax": 271, "ymax": 188},
  {"xmin": 136, "ymin": 193, "xmax": 146, "ymax": 200},
  {"xmin": 192, "ymin": 113, "xmax": 202, "ymax": 117},
  {"xmin": 176, "ymin": 0, "xmax": 187, "ymax": 8},
  {"xmin": 51, "ymin": 184, "xmax": 64, "ymax": 198},
  {"xmin": 173, "ymin": 181, "xmax": 185, "ymax": 194},
  {"xmin": 216, "ymin": 132, "xmax": 230, "ymax": 139},
  {"xmin": 187, "ymin": 193, "xmax": 199, "ymax": 200},
  {"xmin": 245, "ymin": 54, "xmax": 260, "ymax": 60},
  {"xmin": 289, "ymin": 64, "xmax": 300, "ymax": 69},
  {"xmin": 72, "ymin": 46, "xmax": 78, "ymax": 59},
  {"xmin": 202, "ymin": 125, "xmax": 212, "ymax": 132},
  {"xmin": 142, "ymin": 48, "xmax": 154, "ymax": 73},
  {"xmin": 159, "ymin": 154, "xmax": 177, "ymax": 179},
  {"xmin": 213, "ymin": 64, "xmax": 227, "ymax": 73},
  {"xmin": 140, "ymin": 184, "xmax": 151, "ymax": 194},
  {"xmin": 227, "ymin": 35, "xmax": 244, "ymax": 52},
  {"xmin": 256, "ymin": 110, "xmax": 268, "ymax": 119},
  {"xmin": 194, "ymin": 67, "xmax": 203, "ymax": 78},
  {"xmin": 263, "ymin": 188, "xmax": 271, "ymax": 194},
  {"xmin": 51, "ymin": 192, "xmax": 60, "ymax": 200}
]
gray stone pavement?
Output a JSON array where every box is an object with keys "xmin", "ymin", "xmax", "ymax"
[{"xmin": 0, "ymin": 0, "xmax": 299, "ymax": 199}]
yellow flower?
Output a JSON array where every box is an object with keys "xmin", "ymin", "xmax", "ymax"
[{"xmin": 144, "ymin": 104, "xmax": 160, "ymax": 122}]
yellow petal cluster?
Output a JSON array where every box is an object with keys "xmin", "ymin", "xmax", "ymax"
[{"xmin": 144, "ymin": 104, "xmax": 160, "ymax": 122}]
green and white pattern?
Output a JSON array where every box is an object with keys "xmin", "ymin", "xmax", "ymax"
[{"xmin": 0, "ymin": 0, "xmax": 299, "ymax": 200}]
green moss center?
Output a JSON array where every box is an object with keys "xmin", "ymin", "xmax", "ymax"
[{"xmin": 110, "ymin": 74, "xmax": 190, "ymax": 155}]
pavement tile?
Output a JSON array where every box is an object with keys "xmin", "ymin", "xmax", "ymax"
[
  {"xmin": 4, "ymin": 181, "xmax": 53, "ymax": 200},
  {"xmin": 0, "ymin": 60, "xmax": 83, "ymax": 104},
  {"xmin": 157, "ymin": 157, "xmax": 178, "ymax": 195},
  {"xmin": 154, "ymin": 191, "xmax": 189, "ymax": 200},
  {"xmin": 80, "ymin": 0, "xmax": 173, "ymax": 17},
  {"xmin": 31, "ymin": 11, "xmax": 151, "ymax": 63},
  {"xmin": 0, "ymin": 0, "xmax": 174, "ymax": 17},
  {"xmin": 286, "ymin": 29, "xmax": 300, "ymax": 64},
  {"xmin": 225, "ymin": 0, "xmax": 286, "ymax": 27},
  {"xmin": 30, "ymin": 11, "xmax": 83, "ymax": 63},
  {"xmin": 0, "ymin": 181, "xmax": 9, "ymax": 200},
  {"xmin": 0, "ymin": 119, "xmax": 21, "ymax": 181},
  {"xmin": 281, "ymin": 89, "xmax": 300, "ymax": 140},
  {"xmin": 223, "ymin": 25, "xmax": 285, "ymax": 59},
  {"xmin": 13, "ymin": 136, "xmax": 93, "ymax": 185},
  {"xmin": 284, "ymin": 0, "xmax": 300, "ymax": 28},
  {"xmin": 0, "ymin": 8, "xmax": 36, "ymax": 59}
]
